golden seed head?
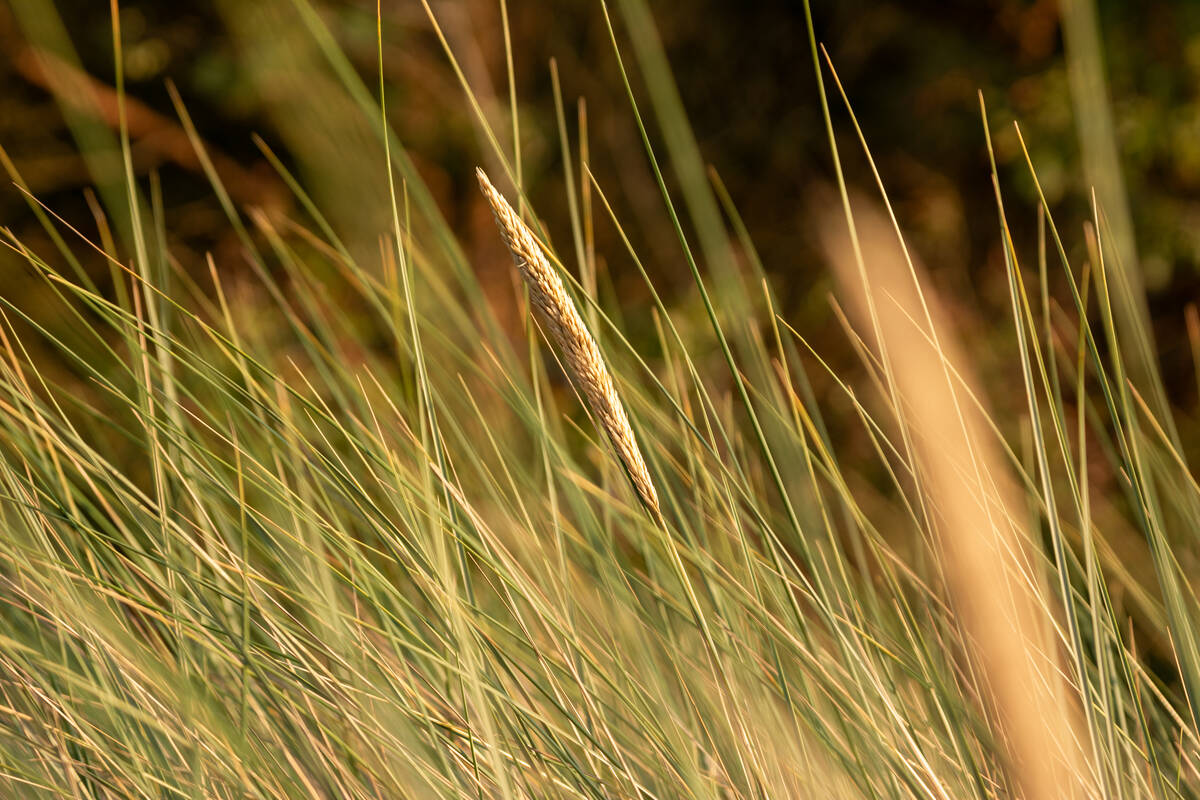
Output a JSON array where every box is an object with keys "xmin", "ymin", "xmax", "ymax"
[{"xmin": 476, "ymin": 168, "xmax": 661, "ymax": 519}]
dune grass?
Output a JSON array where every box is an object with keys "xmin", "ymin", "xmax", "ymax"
[{"xmin": 0, "ymin": 0, "xmax": 1197, "ymax": 797}]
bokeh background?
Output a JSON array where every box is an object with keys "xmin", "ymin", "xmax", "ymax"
[{"xmin": 3, "ymin": 0, "xmax": 1200, "ymax": 433}]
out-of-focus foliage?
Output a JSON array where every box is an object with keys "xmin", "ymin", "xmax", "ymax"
[
  {"xmin": 7, "ymin": 0, "xmax": 1200, "ymax": 483},
  {"xmin": 6, "ymin": 1, "xmax": 1200, "ymax": 298}
]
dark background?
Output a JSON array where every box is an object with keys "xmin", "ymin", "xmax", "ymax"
[{"xmin": 3, "ymin": 0, "xmax": 1200, "ymax": 402}]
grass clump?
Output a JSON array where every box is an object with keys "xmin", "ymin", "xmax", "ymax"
[{"xmin": 0, "ymin": 1, "xmax": 1197, "ymax": 798}]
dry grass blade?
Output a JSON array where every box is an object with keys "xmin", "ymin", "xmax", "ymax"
[
  {"xmin": 476, "ymin": 167, "xmax": 662, "ymax": 522},
  {"xmin": 817, "ymin": 193, "xmax": 1094, "ymax": 799}
]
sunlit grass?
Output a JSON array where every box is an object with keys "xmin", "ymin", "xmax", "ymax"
[{"xmin": 0, "ymin": 1, "xmax": 1197, "ymax": 798}]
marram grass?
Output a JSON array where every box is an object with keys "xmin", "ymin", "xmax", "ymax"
[
  {"xmin": 0, "ymin": 0, "xmax": 1197, "ymax": 798},
  {"xmin": 476, "ymin": 167, "xmax": 661, "ymax": 524}
]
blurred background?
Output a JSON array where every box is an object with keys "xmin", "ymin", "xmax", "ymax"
[{"xmin": 3, "ymin": 0, "xmax": 1200, "ymax": 421}]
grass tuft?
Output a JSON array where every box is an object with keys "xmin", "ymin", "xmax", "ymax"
[{"xmin": 0, "ymin": 1, "xmax": 1197, "ymax": 798}]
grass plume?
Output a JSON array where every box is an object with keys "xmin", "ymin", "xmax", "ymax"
[{"xmin": 476, "ymin": 166, "xmax": 661, "ymax": 523}]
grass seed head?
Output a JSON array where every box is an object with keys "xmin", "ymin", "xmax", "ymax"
[{"xmin": 476, "ymin": 167, "xmax": 661, "ymax": 521}]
